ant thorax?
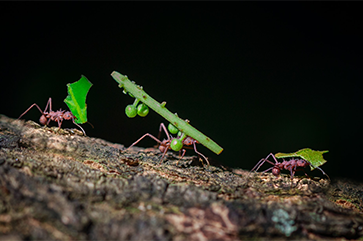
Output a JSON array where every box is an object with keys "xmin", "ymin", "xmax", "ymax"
[{"xmin": 281, "ymin": 158, "xmax": 309, "ymax": 168}]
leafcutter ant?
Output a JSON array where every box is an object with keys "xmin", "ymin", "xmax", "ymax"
[
  {"xmin": 127, "ymin": 123, "xmax": 209, "ymax": 166},
  {"xmin": 251, "ymin": 153, "xmax": 330, "ymax": 182},
  {"xmin": 18, "ymin": 97, "xmax": 86, "ymax": 135}
]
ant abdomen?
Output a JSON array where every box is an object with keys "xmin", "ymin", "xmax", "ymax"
[
  {"xmin": 39, "ymin": 115, "xmax": 47, "ymax": 125},
  {"xmin": 272, "ymin": 167, "xmax": 280, "ymax": 176},
  {"xmin": 159, "ymin": 145, "xmax": 167, "ymax": 153}
]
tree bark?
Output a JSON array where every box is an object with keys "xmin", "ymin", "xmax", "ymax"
[{"xmin": 0, "ymin": 114, "xmax": 362, "ymax": 240}]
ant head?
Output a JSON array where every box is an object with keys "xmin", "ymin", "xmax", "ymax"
[
  {"xmin": 183, "ymin": 137, "xmax": 193, "ymax": 146},
  {"xmin": 297, "ymin": 159, "xmax": 308, "ymax": 167},
  {"xmin": 63, "ymin": 112, "xmax": 74, "ymax": 120},
  {"xmin": 39, "ymin": 115, "xmax": 47, "ymax": 125},
  {"xmin": 272, "ymin": 167, "xmax": 281, "ymax": 176}
]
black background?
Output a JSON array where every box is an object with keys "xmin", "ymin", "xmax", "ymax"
[{"xmin": 1, "ymin": 3, "xmax": 362, "ymax": 182}]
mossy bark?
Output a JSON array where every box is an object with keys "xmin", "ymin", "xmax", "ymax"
[{"xmin": 0, "ymin": 114, "xmax": 362, "ymax": 240}]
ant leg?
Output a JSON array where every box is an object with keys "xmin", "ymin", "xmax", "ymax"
[
  {"xmin": 192, "ymin": 141, "xmax": 210, "ymax": 166},
  {"xmin": 72, "ymin": 119, "xmax": 87, "ymax": 136},
  {"xmin": 261, "ymin": 166, "xmax": 274, "ymax": 173},
  {"xmin": 176, "ymin": 149, "xmax": 186, "ymax": 165},
  {"xmin": 43, "ymin": 97, "xmax": 52, "ymax": 113},
  {"xmin": 128, "ymin": 132, "xmax": 171, "ymax": 165},
  {"xmin": 159, "ymin": 123, "xmax": 171, "ymax": 140},
  {"xmin": 18, "ymin": 103, "xmax": 44, "ymax": 119},
  {"xmin": 156, "ymin": 123, "xmax": 170, "ymax": 148},
  {"xmin": 180, "ymin": 149, "xmax": 186, "ymax": 159},
  {"xmin": 159, "ymin": 146, "xmax": 171, "ymax": 165},
  {"xmin": 251, "ymin": 153, "xmax": 276, "ymax": 172},
  {"xmin": 56, "ymin": 119, "xmax": 64, "ymax": 133},
  {"xmin": 314, "ymin": 166, "xmax": 330, "ymax": 181},
  {"xmin": 128, "ymin": 133, "xmax": 164, "ymax": 149}
]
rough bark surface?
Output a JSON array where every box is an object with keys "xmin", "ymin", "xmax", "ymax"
[{"xmin": 0, "ymin": 114, "xmax": 362, "ymax": 240}]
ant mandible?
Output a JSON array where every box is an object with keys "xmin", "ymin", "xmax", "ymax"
[
  {"xmin": 127, "ymin": 123, "xmax": 210, "ymax": 166},
  {"xmin": 250, "ymin": 153, "xmax": 330, "ymax": 182},
  {"xmin": 18, "ymin": 97, "xmax": 86, "ymax": 136}
]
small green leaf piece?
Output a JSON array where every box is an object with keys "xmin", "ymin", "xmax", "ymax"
[
  {"xmin": 125, "ymin": 105, "xmax": 137, "ymax": 118},
  {"xmin": 137, "ymin": 103, "xmax": 149, "ymax": 117},
  {"xmin": 170, "ymin": 138, "xmax": 183, "ymax": 151},
  {"xmin": 168, "ymin": 123, "xmax": 179, "ymax": 134},
  {"xmin": 64, "ymin": 75, "xmax": 93, "ymax": 124},
  {"xmin": 275, "ymin": 148, "xmax": 328, "ymax": 170}
]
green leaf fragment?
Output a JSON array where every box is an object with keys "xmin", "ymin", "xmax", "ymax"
[
  {"xmin": 64, "ymin": 75, "xmax": 93, "ymax": 124},
  {"xmin": 111, "ymin": 71, "xmax": 223, "ymax": 155},
  {"xmin": 275, "ymin": 148, "xmax": 328, "ymax": 171}
]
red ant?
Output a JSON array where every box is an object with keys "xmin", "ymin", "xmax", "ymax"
[
  {"xmin": 127, "ymin": 123, "xmax": 210, "ymax": 166},
  {"xmin": 250, "ymin": 153, "xmax": 330, "ymax": 182},
  {"xmin": 18, "ymin": 97, "xmax": 86, "ymax": 136}
]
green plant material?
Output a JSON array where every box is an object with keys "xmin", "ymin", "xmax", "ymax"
[
  {"xmin": 168, "ymin": 123, "xmax": 179, "ymax": 134},
  {"xmin": 275, "ymin": 148, "xmax": 328, "ymax": 171},
  {"xmin": 170, "ymin": 139, "xmax": 183, "ymax": 151},
  {"xmin": 111, "ymin": 71, "xmax": 223, "ymax": 155},
  {"xmin": 137, "ymin": 103, "xmax": 149, "ymax": 117},
  {"xmin": 64, "ymin": 75, "xmax": 93, "ymax": 124},
  {"xmin": 125, "ymin": 105, "xmax": 137, "ymax": 118}
]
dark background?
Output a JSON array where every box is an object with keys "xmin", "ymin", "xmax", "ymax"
[{"xmin": 1, "ymin": 4, "xmax": 362, "ymax": 182}]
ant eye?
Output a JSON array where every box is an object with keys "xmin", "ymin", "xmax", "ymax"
[{"xmin": 297, "ymin": 160, "xmax": 305, "ymax": 166}]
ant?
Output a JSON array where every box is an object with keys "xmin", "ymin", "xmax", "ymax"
[
  {"xmin": 250, "ymin": 153, "xmax": 330, "ymax": 183},
  {"xmin": 18, "ymin": 97, "xmax": 87, "ymax": 136},
  {"xmin": 127, "ymin": 123, "xmax": 210, "ymax": 166}
]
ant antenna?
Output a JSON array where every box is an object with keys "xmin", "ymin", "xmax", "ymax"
[
  {"xmin": 72, "ymin": 119, "xmax": 87, "ymax": 136},
  {"xmin": 87, "ymin": 121, "xmax": 94, "ymax": 129},
  {"xmin": 307, "ymin": 161, "xmax": 330, "ymax": 182}
]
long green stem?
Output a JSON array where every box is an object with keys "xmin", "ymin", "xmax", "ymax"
[{"xmin": 111, "ymin": 71, "xmax": 223, "ymax": 155}]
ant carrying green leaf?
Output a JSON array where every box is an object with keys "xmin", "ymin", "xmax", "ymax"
[
  {"xmin": 18, "ymin": 97, "xmax": 87, "ymax": 135},
  {"xmin": 127, "ymin": 122, "xmax": 210, "ymax": 166},
  {"xmin": 18, "ymin": 75, "xmax": 93, "ymax": 136},
  {"xmin": 250, "ymin": 149, "xmax": 330, "ymax": 183}
]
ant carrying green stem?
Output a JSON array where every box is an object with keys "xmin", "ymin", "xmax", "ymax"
[{"xmin": 126, "ymin": 122, "xmax": 210, "ymax": 166}]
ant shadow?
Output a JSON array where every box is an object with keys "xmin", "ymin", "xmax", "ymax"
[{"xmin": 249, "ymin": 171, "xmax": 329, "ymax": 193}]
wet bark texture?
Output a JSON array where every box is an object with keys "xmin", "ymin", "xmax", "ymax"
[{"xmin": 0, "ymin": 114, "xmax": 362, "ymax": 240}]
